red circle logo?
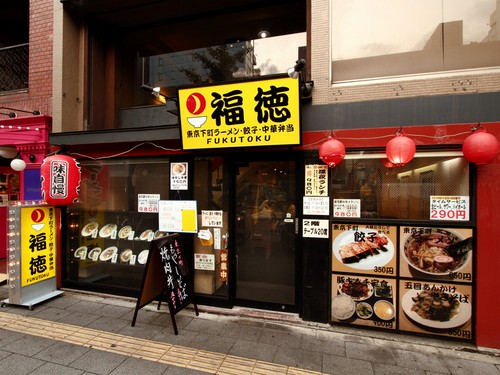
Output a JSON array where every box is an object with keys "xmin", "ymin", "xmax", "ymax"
[
  {"xmin": 186, "ymin": 93, "xmax": 206, "ymax": 115},
  {"xmin": 31, "ymin": 208, "xmax": 45, "ymax": 223}
]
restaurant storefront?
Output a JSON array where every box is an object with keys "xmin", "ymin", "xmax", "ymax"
[{"xmin": 52, "ymin": 74, "xmax": 498, "ymax": 344}]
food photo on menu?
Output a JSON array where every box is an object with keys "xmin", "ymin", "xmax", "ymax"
[
  {"xmin": 331, "ymin": 274, "xmax": 396, "ymax": 329},
  {"xmin": 400, "ymin": 227, "xmax": 474, "ymax": 281},
  {"xmin": 399, "ymin": 280, "xmax": 473, "ymax": 339},
  {"xmin": 332, "ymin": 225, "xmax": 398, "ymax": 277}
]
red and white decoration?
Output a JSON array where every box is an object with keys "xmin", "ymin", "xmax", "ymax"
[{"xmin": 41, "ymin": 154, "xmax": 81, "ymax": 205}]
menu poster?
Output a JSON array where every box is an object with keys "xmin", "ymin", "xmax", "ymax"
[
  {"xmin": 399, "ymin": 227, "xmax": 473, "ymax": 283},
  {"xmin": 305, "ymin": 164, "xmax": 328, "ymax": 196},
  {"xmin": 398, "ymin": 280, "xmax": 473, "ymax": 341},
  {"xmin": 332, "ymin": 224, "xmax": 397, "ymax": 277},
  {"xmin": 132, "ymin": 234, "xmax": 198, "ymax": 335},
  {"xmin": 331, "ymin": 273, "xmax": 397, "ymax": 330}
]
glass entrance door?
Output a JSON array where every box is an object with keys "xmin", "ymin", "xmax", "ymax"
[{"xmin": 234, "ymin": 160, "xmax": 297, "ymax": 309}]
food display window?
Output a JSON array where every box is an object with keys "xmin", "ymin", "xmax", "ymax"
[
  {"xmin": 329, "ymin": 152, "xmax": 475, "ymax": 341},
  {"xmin": 63, "ymin": 157, "xmax": 170, "ymax": 295}
]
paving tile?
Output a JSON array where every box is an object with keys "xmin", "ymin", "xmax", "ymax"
[
  {"xmin": 183, "ymin": 317, "xmax": 227, "ymax": 335},
  {"xmin": 301, "ymin": 334, "xmax": 346, "ymax": 356},
  {"xmin": 441, "ymin": 356, "xmax": 500, "ymax": 374},
  {"xmin": 30, "ymin": 306, "xmax": 74, "ymax": 322},
  {"xmin": 273, "ymin": 346, "xmax": 323, "ymax": 372},
  {"xmin": 118, "ymin": 320, "xmax": 166, "ymax": 340},
  {"xmin": 228, "ymin": 339, "xmax": 277, "ymax": 362},
  {"xmin": 57, "ymin": 311, "xmax": 101, "ymax": 326},
  {"xmin": 85, "ymin": 316, "xmax": 130, "ymax": 333},
  {"xmin": 219, "ymin": 321, "xmax": 263, "ymax": 342},
  {"xmin": 70, "ymin": 348, "xmax": 128, "ymax": 375},
  {"xmin": 1, "ymin": 334, "xmax": 57, "ymax": 356},
  {"xmin": 33, "ymin": 340, "xmax": 90, "ymax": 365},
  {"xmin": 322, "ymin": 353, "xmax": 374, "ymax": 375},
  {"xmin": 95, "ymin": 304, "xmax": 132, "ymax": 319},
  {"xmin": 392, "ymin": 349, "xmax": 451, "ymax": 373},
  {"xmin": 345, "ymin": 341, "xmax": 397, "ymax": 365},
  {"xmin": 257, "ymin": 328, "xmax": 303, "ymax": 349},
  {"xmin": 151, "ymin": 326, "xmax": 198, "ymax": 347},
  {"xmin": 29, "ymin": 362, "xmax": 86, "ymax": 375},
  {"xmin": 189, "ymin": 332, "xmax": 236, "ymax": 354},
  {"xmin": 109, "ymin": 356, "xmax": 170, "ymax": 374},
  {"xmin": 0, "ymin": 328, "xmax": 26, "ymax": 347},
  {"xmin": 372, "ymin": 362, "xmax": 427, "ymax": 375},
  {"xmin": 65, "ymin": 301, "xmax": 106, "ymax": 315},
  {"xmin": 0, "ymin": 352, "xmax": 46, "ymax": 374}
]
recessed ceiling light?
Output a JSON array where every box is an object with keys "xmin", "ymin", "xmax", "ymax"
[{"xmin": 258, "ymin": 30, "xmax": 270, "ymax": 38}]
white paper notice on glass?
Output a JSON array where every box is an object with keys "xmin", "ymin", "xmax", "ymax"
[
  {"xmin": 430, "ymin": 195, "xmax": 470, "ymax": 221},
  {"xmin": 303, "ymin": 196, "xmax": 330, "ymax": 216},
  {"xmin": 194, "ymin": 253, "xmax": 215, "ymax": 271},
  {"xmin": 138, "ymin": 194, "xmax": 160, "ymax": 213},
  {"xmin": 170, "ymin": 162, "xmax": 189, "ymax": 190},
  {"xmin": 302, "ymin": 219, "xmax": 329, "ymax": 238},
  {"xmin": 333, "ymin": 199, "xmax": 361, "ymax": 218},
  {"xmin": 201, "ymin": 210, "xmax": 223, "ymax": 227},
  {"xmin": 158, "ymin": 200, "xmax": 198, "ymax": 233}
]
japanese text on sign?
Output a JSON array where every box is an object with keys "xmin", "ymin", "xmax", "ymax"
[
  {"xmin": 159, "ymin": 238, "xmax": 189, "ymax": 311},
  {"xmin": 303, "ymin": 196, "xmax": 330, "ymax": 216},
  {"xmin": 305, "ymin": 165, "xmax": 328, "ymax": 196},
  {"xmin": 138, "ymin": 194, "xmax": 160, "ymax": 213},
  {"xmin": 303, "ymin": 219, "xmax": 329, "ymax": 238},
  {"xmin": 21, "ymin": 207, "xmax": 56, "ymax": 286},
  {"xmin": 178, "ymin": 77, "xmax": 300, "ymax": 150},
  {"xmin": 201, "ymin": 210, "xmax": 223, "ymax": 227},
  {"xmin": 49, "ymin": 160, "xmax": 69, "ymax": 199},
  {"xmin": 430, "ymin": 196, "xmax": 469, "ymax": 221},
  {"xmin": 333, "ymin": 199, "xmax": 361, "ymax": 218}
]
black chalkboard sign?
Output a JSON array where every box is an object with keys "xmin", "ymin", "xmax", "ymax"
[{"xmin": 132, "ymin": 234, "xmax": 198, "ymax": 335}]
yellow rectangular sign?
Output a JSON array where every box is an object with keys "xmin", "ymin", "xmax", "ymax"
[
  {"xmin": 21, "ymin": 206, "xmax": 57, "ymax": 286},
  {"xmin": 178, "ymin": 76, "xmax": 301, "ymax": 150}
]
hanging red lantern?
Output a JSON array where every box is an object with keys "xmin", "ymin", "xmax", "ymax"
[
  {"xmin": 385, "ymin": 131, "xmax": 416, "ymax": 166},
  {"xmin": 41, "ymin": 154, "xmax": 81, "ymax": 205},
  {"xmin": 462, "ymin": 127, "xmax": 499, "ymax": 165},
  {"xmin": 319, "ymin": 137, "xmax": 345, "ymax": 168}
]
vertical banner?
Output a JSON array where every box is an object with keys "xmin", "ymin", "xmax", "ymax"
[{"xmin": 21, "ymin": 206, "xmax": 56, "ymax": 286}]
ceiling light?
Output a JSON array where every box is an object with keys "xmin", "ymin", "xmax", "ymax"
[{"xmin": 258, "ymin": 30, "xmax": 270, "ymax": 38}]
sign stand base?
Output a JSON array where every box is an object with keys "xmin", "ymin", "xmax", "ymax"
[{"xmin": 1, "ymin": 290, "xmax": 64, "ymax": 311}]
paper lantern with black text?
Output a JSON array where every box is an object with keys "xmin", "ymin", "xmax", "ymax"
[{"xmin": 41, "ymin": 154, "xmax": 81, "ymax": 205}]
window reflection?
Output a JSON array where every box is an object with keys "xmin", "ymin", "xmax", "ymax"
[
  {"xmin": 331, "ymin": 0, "xmax": 499, "ymax": 81},
  {"xmin": 144, "ymin": 33, "xmax": 306, "ymax": 97},
  {"xmin": 331, "ymin": 155, "xmax": 470, "ymax": 220}
]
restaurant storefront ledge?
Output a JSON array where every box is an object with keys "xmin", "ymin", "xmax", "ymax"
[{"xmin": 59, "ymin": 287, "xmax": 498, "ymax": 358}]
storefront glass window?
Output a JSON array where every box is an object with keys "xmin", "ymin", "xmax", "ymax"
[
  {"xmin": 330, "ymin": 153, "xmax": 470, "ymax": 221},
  {"xmin": 331, "ymin": 0, "xmax": 499, "ymax": 82},
  {"xmin": 64, "ymin": 158, "xmax": 170, "ymax": 296},
  {"xmin": 192, "ymin": 157, "xmax": 229, "ymax": 298}
]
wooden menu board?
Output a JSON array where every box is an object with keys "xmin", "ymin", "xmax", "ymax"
[{"xmin": 132, "ymin": 234, "xmax": 198, "ymax": 335}]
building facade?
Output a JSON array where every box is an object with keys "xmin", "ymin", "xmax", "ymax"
[{"xmin": 1, "ymin": 0, "xmax": 499, "ymax": 349}]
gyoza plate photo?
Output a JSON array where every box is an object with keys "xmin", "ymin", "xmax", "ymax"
[
  {"xmin": 137, "ymin": 250, "xmax": 149, "ymax": 264},
  {"xmin": 333, "ymin": 229, "xmax": 394, "ymax": 270},
  {"xmin": 118, "ymin": 226, "xmax": 132, "ymax": 239}
]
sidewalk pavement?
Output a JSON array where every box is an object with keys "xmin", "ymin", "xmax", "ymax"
[{"xmin": 0, "ymin": 286, "xmax": 498, "ymax": 375}]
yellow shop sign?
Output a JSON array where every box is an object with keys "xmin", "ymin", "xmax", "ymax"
[
  {"xmin": 21, "ymin": 206, "xmax": 56, "ymax": 286},
  {"xmin": 178, "ymin": 76, "xmax": 301, "ymax": 150}
]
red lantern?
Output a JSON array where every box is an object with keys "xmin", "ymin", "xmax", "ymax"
[
  {"xmin": 381, "ymin": 158, "xmax": 395, "ymax": 168},
  {"xmin": 462, "ymin": 128, "xmax": 499, "ymax": 165},
  {"xmin": 41, "ymin": 154, "xmax": 81, "ymax": 205},
  {"xmin": 385, "ymin": 133, "xmax": 416, "ymax": 166},
  {"xmin": 319, "ymin": 138, "xmax": 345, "ymax": 167}
]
